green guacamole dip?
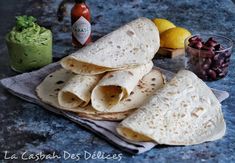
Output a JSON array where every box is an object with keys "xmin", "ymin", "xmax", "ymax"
[{"xmin": 6, "ymin": 16, "xmax": 52, "ymax": 72}]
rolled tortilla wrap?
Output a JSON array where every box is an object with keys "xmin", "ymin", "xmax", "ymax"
[
  {"xmin": 61, "ymin": 17, "xmax": 160, "ymax": 75},
  {"xmin": 91, "ymin": 62, "xmax": 153, "ymax": 112},
  {"xmin": 117, "ymin": 70, "xmax": 226, "ymax": 145},
  {"xmin": 58, "ymin": 74, "xmax": 103, "ymax": 108}
]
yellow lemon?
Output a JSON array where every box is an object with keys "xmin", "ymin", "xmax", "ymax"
[
  {"xmin": 153, "ymin": 18, "xmax": 176, "ymax": 33},
  {"xmin": 160, "ymin": 27, "xmax": 191, "ymax": 49}
]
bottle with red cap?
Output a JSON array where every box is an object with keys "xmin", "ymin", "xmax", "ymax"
[{"xmin": 71, "ymin": 0, "xmax": 92, "ymax": 48}]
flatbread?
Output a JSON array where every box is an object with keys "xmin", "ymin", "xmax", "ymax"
[
  {"xmin": 117, "ymin": 70, "xmax": 226, "ymax": 145},
  {"xmin": 61, "ymin": 17, "xmax": 160, "ymax": 75},
  {"xmin": 58, "ymin": 74, "xmax": 103, "ymax": 108},
  {"xmin": 36, "ymin": 68, "xmax": 165, "ymax": 120},
  {"xmin": 91, "ymin": 62, "xmax": 153, "ymax": 112}
]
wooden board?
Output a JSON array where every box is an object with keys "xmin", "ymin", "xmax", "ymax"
[{"xmin": 155, "ymin": 47, "xmax": 185, "ymax": 58}]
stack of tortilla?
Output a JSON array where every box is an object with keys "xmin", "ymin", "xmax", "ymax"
[
  {"xmin": 36, "ymin": 17, "xmax": 226, "ymax": 146},
  {"xmin": 36, "ymin": 17, "xmax": 165, "ymax": 120}
]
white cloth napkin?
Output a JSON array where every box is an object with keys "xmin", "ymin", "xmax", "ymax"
[{"xmin": 0, "ymin": 62, "xmax": 229, "ymax": 154}]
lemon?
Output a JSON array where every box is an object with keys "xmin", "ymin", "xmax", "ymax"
[
  {"xmin": 153, "ymin": 18, "xmax": 176, "ymax": 33},
  {"xmin": 160, "ymin": 27, "xmax": 191, "ymax": 49}
]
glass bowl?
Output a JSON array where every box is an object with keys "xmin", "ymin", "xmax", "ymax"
[{"xmin": 185, "ymin": 34, "xmax": 233, "ymax": 81}]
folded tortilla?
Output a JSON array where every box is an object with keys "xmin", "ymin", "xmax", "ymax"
[
  {"xmin": 117, "ymin": 70, "xmax": 226, "ymax": 145},
  {"xmin": 61, "ymin": 17, "xmax": 160, "ymax": 75},
  {"xmin": 36, "ymin": 68, "xmax": 164, "ymax": 120},
  {"xmin": 58, "ymin": 74, "xmax": 103, "ymax": 108},
  {"xmin": 91, "ymin": 62, "xmax": 153, "ymax": 112}
]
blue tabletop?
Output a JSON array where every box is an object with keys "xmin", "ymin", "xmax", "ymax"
[{"xmin": 0, "ymin": 0, "xmax": 235, "ymax": 162}]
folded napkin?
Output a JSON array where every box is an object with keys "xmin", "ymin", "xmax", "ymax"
[{"xmin": 0, "ymin": 62, "xmax": 229, "ymax": 154}]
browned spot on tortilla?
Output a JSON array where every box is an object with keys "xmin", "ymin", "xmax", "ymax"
[
  {"xmin": 191, "ymin": 112, "xmax": 198, "ymax": 117},
  {"xmin": 126, "ymin": 99, "xmax": 131, "ymax": 102},
  {"xmin": 107, "ymin": 74, "xmax": 114, "ymax": 78},
  {"xmin": 133, "ymin": 48, "xmax": 138, "ymax": 51},
  {"xmin": 70, "ymin": 64, "xmax": 74, "ymax": 67},
  {"xmin": 151, "ymin": 78, "xmax": 156, "ymax": 81},
  {"xmin": 130, "ymin": 91, "xmax": 134, "ymax": 95},
  {"xmin": 128, "ymin": 71, "xmax": 133, "ymax": 75},
  {"xmin": 49, "ymin": 75, "xmax": 53, "ymax": 77},
  {"xmin": 126, "ymin": 30, "xmax": 134, "ymax": 36},
  {"xmin": 139, "ymin": 80, "xmax": 145, "ymax": 84},
  {"xmin": 137, "ymin": 80, "xmax": 146, "ymax": 89},
  {"xmin": 137, "ymin": 84, "xmax": 144, "ymax": 89},
  {"xmin": 56, "ymin": 81, "xmax": 64, "ymax": 84},
  {"xmin": 151, "ymin": 83, "xmax": 155, "ymax": 86}
]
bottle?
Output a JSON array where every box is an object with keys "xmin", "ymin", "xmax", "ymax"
[{"xmin": 71, "ymin": 0, "xmax": 92, "ymax": 48}]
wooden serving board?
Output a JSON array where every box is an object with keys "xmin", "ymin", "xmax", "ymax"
[{"xmin": 156, "ymin": 47, "xmax": 185, "ymax": 58}]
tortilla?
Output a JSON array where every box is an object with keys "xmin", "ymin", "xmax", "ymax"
[
  {"xmin": 58, "ymin": 74, "xmax": 103, "ymax": 108},
  {"xmin": 61, "ymin": 17, "xmax": 160, "ymax": 75},
  {"xmin": 36, "ymin": 68, "xmax": 164, "ymax": 120},
  {"xmin": 117, "ymin": 70, "xmax": 226, "ymax": 145},
  {"xmin": 91, "ymin": 62, "xmax": 153, "ymax": 112}
]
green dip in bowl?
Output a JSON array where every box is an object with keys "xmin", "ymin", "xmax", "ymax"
[{"xmin": 6, "ymin": 16, "xmax": 52, "ymax": 72}]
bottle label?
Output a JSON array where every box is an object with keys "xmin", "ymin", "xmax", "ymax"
[{"xmin": 72, "ymin": 16, "xmax": 91, "ymax": 45}]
